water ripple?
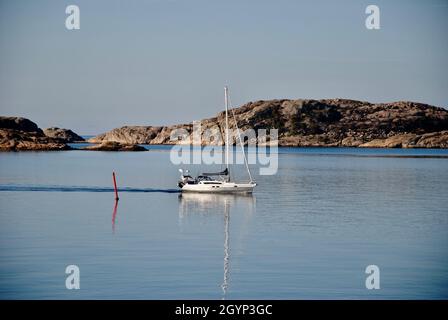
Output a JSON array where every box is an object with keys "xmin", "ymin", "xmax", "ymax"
[{"xmin": 0, "ymin": 184, "xmax": 180, "ymax": 193}]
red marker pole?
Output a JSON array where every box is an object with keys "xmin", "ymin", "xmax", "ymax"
[{"xmin": 112, "ymin": 172, "xmax": 119, "ymax": 201}]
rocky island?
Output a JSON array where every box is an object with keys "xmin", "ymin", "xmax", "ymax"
[
  {"xmin": 89, "ymin": 99, "xmax": 448, "ymax": 148},
  {"xmin": 0, "ymin": 117, "xmax": 72, "ymax": 151},
  {"xmin": 2, "ymin": 99, "xmax": 448, "ymax": 150},
  {"xmin": 43, "ymin": 127, "xmax": 84, "ymax": 143},
  {"xmin": 0, "ymin": 116, "xmax": 147, "ymax": 151}
]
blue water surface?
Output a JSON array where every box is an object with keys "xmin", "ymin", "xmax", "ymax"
[{"xmin": 0, "ymin": 147, "xmax": 447, "ymax": 299}]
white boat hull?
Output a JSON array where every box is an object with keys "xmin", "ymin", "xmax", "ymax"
[{"xmin": 181, "ymin": 182, "xmax": 256, "ymax": 194}]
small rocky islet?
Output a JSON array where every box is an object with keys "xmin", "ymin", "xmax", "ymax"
[{"xmin": 1, "ymin": 99, "xmax": 448, "ymax": 151}]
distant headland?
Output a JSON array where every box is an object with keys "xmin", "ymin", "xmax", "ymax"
[{"xmin": 1, "ymin": 99, "xmax": 448, "ymax": 151}]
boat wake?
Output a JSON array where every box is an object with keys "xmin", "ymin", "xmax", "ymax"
[{"xmin": 0, "ymin": 185, "xmax": 180, "ymax": 193}]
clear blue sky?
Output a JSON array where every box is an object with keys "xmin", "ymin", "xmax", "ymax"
[{"xmin": 0, "ymin": 0, "xmax": 447, "ymax": 134}]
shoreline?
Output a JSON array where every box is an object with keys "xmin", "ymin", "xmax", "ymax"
[{"xmin": 3, "ymin": 144, "xmax": 448, "ymax": 158}]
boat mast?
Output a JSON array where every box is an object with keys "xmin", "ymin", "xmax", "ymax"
[{"xmin": 224, "ymin": 86, "xmax": 230, "ymax": 180}]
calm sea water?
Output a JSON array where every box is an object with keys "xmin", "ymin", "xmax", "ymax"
[{"xmin": 0, "ymin": 147, "xmax": 447, "ymax": 299}]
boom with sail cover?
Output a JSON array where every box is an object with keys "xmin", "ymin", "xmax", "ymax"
[{"xmin": 201, "ymin": 168, "xmax": 229, "ymax": 176}]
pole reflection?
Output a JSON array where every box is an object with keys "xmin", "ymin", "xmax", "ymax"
[{"xmin": 112, "ymin": 199, "xmax": 119, "ymax": 234}]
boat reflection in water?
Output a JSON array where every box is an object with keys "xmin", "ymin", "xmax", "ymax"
[{"xmin": 178, "ymin": 193, "xmax": 256, "ymax": 298}]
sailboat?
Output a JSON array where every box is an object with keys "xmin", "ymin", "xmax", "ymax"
[{"xmin": 178, "ymin": 87, "xmax": 257, "ymax": 193}]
